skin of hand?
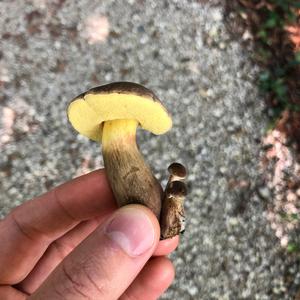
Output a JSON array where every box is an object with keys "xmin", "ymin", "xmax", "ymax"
[{"xmin": 0, "ymin": 169, "xmax": 179, "ymax": 300}]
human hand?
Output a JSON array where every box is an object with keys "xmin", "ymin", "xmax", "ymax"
[{"xmin": 0, "ymin": 169, "xmax": 179, "ymax": 299}]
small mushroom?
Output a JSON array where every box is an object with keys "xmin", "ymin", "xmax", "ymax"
[
  {"xmin": 160, "ymin": 163, "xmax": 187, "ymax": 239},
  {"xmin": 68, "ymin": 82, "xmax": 171, "ymax": 221}
]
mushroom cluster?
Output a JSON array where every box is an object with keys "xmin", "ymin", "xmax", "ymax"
[{"xmin": 67, "ymin": 82, "xmax": 187, "ymax": 239}]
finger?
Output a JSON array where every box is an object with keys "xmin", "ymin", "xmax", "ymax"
[
  {"xmin": 0, "ymin": 286, "xmax": 28, "ymax": 300},
  {"xmin": 17, "ymin": 216, "xmax": 106, "ymax": 294},
  {"xmin": 0, "ymin": 169, "xmax": 116, "ymax": 284},
  {"xmin": 19, "ymin": 221, "xmax": 178, "ymax": 294},
  {"xmin": 153, "ymin": 235, "xmax": 179, "ymax": 256},
  {"xmin": 120, "ymin": 257, "xmax": 175, "ymax": 300},
  {"xmin": 30, "ymin": 205, "xmax": 160, "ymax": 300}
]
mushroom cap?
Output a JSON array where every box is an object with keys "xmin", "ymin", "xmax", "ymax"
[
  {"xmin": 166, "ymin": 181, "xmax": 187, "ymax": 198},
  {"xmin": 67, "ymin": 82, "xmax": 172, "ymax": 142},
  {"xmin": 168, "ymin": 162, "xmax": 187, "ymax": 179}
]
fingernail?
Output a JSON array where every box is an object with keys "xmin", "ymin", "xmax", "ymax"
[{"xmin": 105, "ymin": 207, "xmax": 155, "ymax": 257}]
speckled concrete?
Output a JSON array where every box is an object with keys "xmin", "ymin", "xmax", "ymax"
[{"xmin": 0, "ymin": 1, "xmax": 299, "ymax": 299}]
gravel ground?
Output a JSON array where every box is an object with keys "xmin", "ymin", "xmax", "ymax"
[{"xmin": 1, "ymin": 1, "xmax": 299, "ymax": 299}]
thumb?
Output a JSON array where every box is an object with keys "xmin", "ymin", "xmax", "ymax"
[{"xmin": 30, "ymin": 205, "xmax": 160, "ymax": 300}]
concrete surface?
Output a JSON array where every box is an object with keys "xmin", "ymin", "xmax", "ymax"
[{"xmin": 0, "ymin": 1, "xmax": 299, "ymax": 299}]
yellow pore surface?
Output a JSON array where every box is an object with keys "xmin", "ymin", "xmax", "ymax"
[{"xmin": 68, "ymin": 92, "xmax": 172, "ymax": 141}]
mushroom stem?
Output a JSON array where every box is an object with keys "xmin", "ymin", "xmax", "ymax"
[{"xmin": 102, "ymin": 119, "xmax": 163, "ymax": 219}]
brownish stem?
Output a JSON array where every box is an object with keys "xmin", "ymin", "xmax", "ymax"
[{"xmin": 102, "ymin": 120, "xmax": 163, "ymax": 220}]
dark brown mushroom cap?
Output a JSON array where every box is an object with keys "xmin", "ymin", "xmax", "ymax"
[
  {"xmin": 168, "ymin": 162, "xmax": 187, "ymax": 179},
  {"xmin": 67, "ymin": 82, "xmax": 172, "ymax": 141},
  {"xmin": 88, "ymin": 82, "xmax": 160, "ymax": 101},
  {"xmin": 166, "ymin": 181, "xmax": 188, "ymax": 198}
]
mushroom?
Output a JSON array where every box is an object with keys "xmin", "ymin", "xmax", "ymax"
[
  {"xmin": 67, "ymin": 81, "xmax": 186, "ymax": 238},
  {"xmin": 160, "ymin": 163, "xmax": 187, "ymax": 239}
]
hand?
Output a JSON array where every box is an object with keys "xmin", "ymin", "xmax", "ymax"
[{"xmin": 0, "ymin": 169, "xmax": 179, "ymax": 299}]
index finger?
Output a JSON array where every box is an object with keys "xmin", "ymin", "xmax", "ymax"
[{"xmin": 0, "ymin": 169, "xmax": 116, "ymax": 284}]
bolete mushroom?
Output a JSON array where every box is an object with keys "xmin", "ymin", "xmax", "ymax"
[
  {"xmin": 67, "ymin": 81, "xmax": 186, "ymax": 239},
  {"xmin": 160, "ymin": 163, "xmax": 187, "ymax": 239}
]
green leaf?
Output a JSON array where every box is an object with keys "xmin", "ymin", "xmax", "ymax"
[
  {"xmin": 287, "ymin": 243, "xmax": 300, "ymax": 253},
  {"xmin": 273, "ymin": 79, "xmax": 287, "ymax": 100},
  {"xmin": 257, "ymin": 30, "xmax": 268, "ymax": 41},
  {"xmin": 286, "ymin": 11, "xmax": 297, "ymax": 23},
  {"xmin": 259, "ymin": 72, "xmax": 272, "ymax": 92},
  {"xmin": 291, "ymin": 213, "xmax": 299, "ymax": 220},
  {"xmin": 264, "ymin": 17, "xmax": 278, "ymax": 29},
  {"xmin": 259, "ymin": 71, "xmax": 270, "ymax": 82}
]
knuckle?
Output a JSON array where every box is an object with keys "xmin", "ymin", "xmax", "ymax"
[
  {"xmin": 50, "ymin": 239, "xmax": 74, "ymax": 261},
  {"xmin": 56, "ymin": 263, "xmax": 91, "ymax": 299},
  {"xmin": 55, "ymin": 258, "xmax": 105, "ymax": 299}
]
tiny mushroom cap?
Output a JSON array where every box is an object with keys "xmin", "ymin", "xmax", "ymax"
[
  {"xmin": 168, "ymin": 162, "xmax": 187, "ymax": 178},
  {"xmin": 166, "ymin": 181, "xmax": 187, "ymax": 198},
  {"xmin": 68, "ymin": 82, "xmax": 172, "ymax": 141},
  {"xmin": 168, "ymin": 162, "xmax": 187, "ymax": 182}
]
